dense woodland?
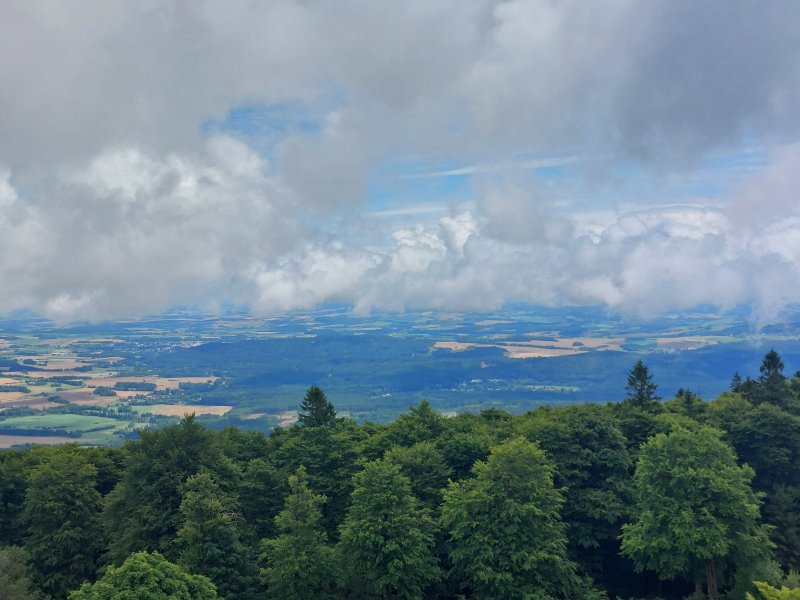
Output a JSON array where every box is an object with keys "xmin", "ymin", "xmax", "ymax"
[{"xmin": 2, "ymin": 352, "xmax": 800, "ymax": 599}]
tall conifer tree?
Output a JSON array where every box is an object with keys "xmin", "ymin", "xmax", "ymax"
[{"xmin": 298, "ymin": 385, "xmax": 337, "ymax": 427}]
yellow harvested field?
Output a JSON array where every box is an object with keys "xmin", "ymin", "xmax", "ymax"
[
  {"xmin": 244, "ymin": 412, "xmax": 267, "ymax": 420},
  {"xmin": 503, "ymin": 346, "xmax": 582, "ymax": 359},
  {"xmin": 143, "ymin": 404, "xmax": 232, "ymax": 416},
  {"xmin": 279, "ymin": 413, "xmax": 298, "ymax": 427},
  {"xmin": 655, "ymin": 336, "xmax": 725, "ymax": 350},
  {"xmin": 434, "ymin": 336, "xmax": 624, "ymax": 359},
  {"xmin": 0, "ymin": 435, "xmax": 81, "ymax": 448},
  {"xmin": 0, "ymin": 391, "xmax": 27, "ymax": 402},
  {"xmin": 0, "ymin": 377, "xmax": 23, "ymax": 385},
  {"xmin": 520, "ymin": 335, "xmax": 624, "ymax": 350},
  {"xmin": 433, "ymin": 341, "xmax": 476, "ymax": 352}
]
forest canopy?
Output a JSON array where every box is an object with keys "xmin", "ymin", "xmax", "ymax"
[{"xmin": 1, "ymin": 351, "xmax": 800, "ymax": 599}]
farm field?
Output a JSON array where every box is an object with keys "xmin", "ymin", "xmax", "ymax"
[
  {"xmin": 1, "ymin": 304, "xmax": 800, "ymax": 446},
  {"xmin": 131, "ymin": 404, "xmax": 233, "ymax": 417}
]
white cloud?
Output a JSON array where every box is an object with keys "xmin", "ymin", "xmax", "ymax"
[
  {"xmin": 1, "ymin": 2, "xmax": 800, "ymax": 321},
  {"xmin": 3, "ymin": 143, "xmax": 800, "ymax": 322}
]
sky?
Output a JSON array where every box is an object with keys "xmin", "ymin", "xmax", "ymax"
[{"xmin": 1, "ymin": 0, "xmax": 800, "ymax": 322}]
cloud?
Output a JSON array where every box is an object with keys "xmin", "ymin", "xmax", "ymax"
[
  {"xmin": 1, "ymin": 1, "xmax": 800, "ymax": 321},
  {"xmin": 0, "ymin": 137, "xmax": 304, "ymax": 319},
  {"xmin": 3, "ymin": 143, "xmax": 800, "ymax": 321}
]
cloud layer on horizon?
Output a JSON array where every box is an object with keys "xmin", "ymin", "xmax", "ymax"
[{"xmin": 1, "ymin": 1, "xmax": 799, "ymax": 322}]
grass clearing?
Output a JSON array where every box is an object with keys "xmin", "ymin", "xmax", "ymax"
[
  {"xmin": 0, "ymin": 414, "xmax": 123, "ymax": 432},
  {"xmin": 0, "ymin": 435, "xmax": 83, "ymax": 448}
]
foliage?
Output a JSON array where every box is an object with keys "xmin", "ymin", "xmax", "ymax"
[
  {"xmin": 625, "ymin": 359, "xmax": 661, "ymax": 411},
  {"xmin": 518, "ymin": 404, "xmax": 633, "ymax": 586},
  {"xmin": 260, "ymin": 467, "xmax": 336, "ymax": 599},
  {"xmin": 176, "ymin": 472, "xmax": 261, "ymax": 599},
  {"xmin": 708, "ymin": 391, "xmax": 800, "ymax": 568},
  {"xmin": 237, "ymin": 457, "xmax": 288, "ymax": 542},
  {"xmin": 68, "ymin": 551, "xmax": 218, "ymax": 599},
  {"xmin": 102, "ymin": 415, "xmax": 235, "ymax": 564},
  {"xmin": 747, "ymin": 581, "xmax": 800, "ymax": 600},
  {"xmin": 441, "ymin": 437, "xmax": 588, "ymax": 599},
  {"xmin": 23, "ymin": 447, "xmax": 103, "ymax": 599},
  {"xmin": 384, "ymin": 441, "xmax": 451, "ymax": 510},
  {"xmin": 665, "ymin": 388, "xmax": 706, "ymax": 420},
  {"xmin": 338, "ymin": 459, "xmax": 440, "ymax": 599},
  {"xmin": 0, "ymin": 371, "xmax": 795, "ymax": 600},
  {"xmin": 621, "ymin": 426, "xmax": 773, "ymax": 599},
  {"xmin": 0, "ymin": 546, "xmax": 41, "ymax": 600},
  {"xmin": 270, "ymin": 418, "xmax": 363, "ymax": 535},
  {"xmin": 760, "ymin": 350, "xmax": 786, "ymax": 382},
  {"xmin": 298, "ymin": 385, "xmax": 337, "ymax": 427}
]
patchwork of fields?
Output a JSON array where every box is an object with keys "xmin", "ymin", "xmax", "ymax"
[{"xmin": 2, "ymin": 305, "xmax": 799, "ymax": 446}]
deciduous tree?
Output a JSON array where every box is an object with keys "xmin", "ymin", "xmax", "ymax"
[
  {"xmin": 23, "ymin": 448, "xmax": 102, "ymax": 599},
  {"xmin": 517, "ymin": 405, "xmax": 632, "ymax": 590},
  {"xmin": 621, "ymin": 426, "xmax": 773, "ymax": 600},
  {"xmin": 0, "ymin": 546, "xmax": 41, "ymax": 600},
  {"xmin": 747, "ymin": 581, "xmax": 800, "ymax": 599},
  {"xmin": 337, "ymin": 459, "xmax": 440, "ymax": 599},
  {"xmin": 69, "ymin": 551, "xmax": 218, "ymax": 599},
  {"xmin": 260, "ymin": 467, "xmax": 336, "ymax": 599},
  {"xmin": 441, "ymin": 437, "xmax": 589, "ymax": 599},
  {"xmin": 102, "ymin": 415, "xmax": 235, "ymax": 564},
  {"xmin": 177, "ymin": 472, "xmax": 261, "ymax": 599},
  {"xmin": 384, "ymin": 441, "xmax": 451, "ymax": 510}
]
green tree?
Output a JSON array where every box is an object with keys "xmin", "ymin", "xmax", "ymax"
[
  {"xmin": 625, "ymin": 359, "xmax": 661, "ymax": 410},
  {"xmin": 102, "ymin": 415, "xmax": 234, "ymax": 564},
  {"xmin": 749, "ymin": 350, "xmax": 796, "ymax": 410},
  {"xmin": 298, "ymin": 385, "xmax": 337, "ymax": 427},
  {"xmin": 337, "ymin": 459, "xmax": 440, "ymax": 599},
  {"xmin": 665, "ymin": 388, "xmax": 706, "ymax": 420},
  {"xmin": 764, "ymin": 486, "xmax": 800, "ymax": 571},
  {"xmin": 177, "ymin": 472, "xmax": 261, "ymax": 599},
  {"xmin": 238, "ymin": 458, "xmax": 288, "ymax": 543},
  {"xmin": 441, "ymin": 437, "xmax": 587, "ymax": 600},
  {"xmin": 217, "ymin": 426, "xmax": 271, "ymax": 464},
  {"xmin": 361, "ymin": 400, "xmax": 447, "ymax": 458},
  {"xmin": 747, "ymin": 581, "xmax": 800, "ymax": 599},
  {"xmin": 23, "ymin": 449, "xmax": 102, "ymax": 599},
  {"xmin": 621, "ymin": 426, "xmax": 773, "ymax": 600},
  {"xmin": 271, "ymin": 419, "xmax": 362, "ymax": 535},
  {"xmin": 761, "ymin": 350, "xmax": 786, "ymax": 382},
  {"xmin": 708, "ymin": 397, "xmax": 800, "ymax": 569},
  {"xmin": 613, "ymin": 401, "xmax": 661, "ymax": 458},
  {"xmin": 517, "ymin": 405, "xmax": 632, "ymax": 591},
  {"xmin": 0, "ymin": 546, "xmax": 41, "ymax": 600},
  {"xmin": 436, "ymin": 414, "xmax": 493, "ymax": 481},
  {"xmin": 69, "ymin": 551, "xmax": 218, "ymax": 599},
  {"xmin": 260, "ymin": 467, "xmax": 336, "ymax": 599},
  {"xmin": 384, "ymin": 441, "xmax": 451, "ymax": 510},
  {"xmin": 0, "ymin": 449, "xmax": 42, "ymax": 547}
]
